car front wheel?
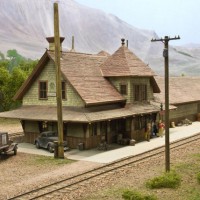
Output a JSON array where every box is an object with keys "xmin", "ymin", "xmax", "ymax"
[
  {"xmin": 14, "ymin": 148, "xmax": 17, "ymax": 155},
  {"xmin": 35, "ymin": 141, "xmax": 40, "ymax": 149},
  {"xmin": 48, "ymin": 145, "xmax": 54, "ymax": 153}
]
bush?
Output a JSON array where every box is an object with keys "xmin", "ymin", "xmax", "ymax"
[
  {"xmin": 197, "ymin": 172, "xmax": 200, "ymax": 184},
  {"xmin": 122, "ymin": 189, "xmax": 157, "ymax": 200},
  {"xmin": 146, "ymin": 171, "xmax": 181, "ymax": 189}
]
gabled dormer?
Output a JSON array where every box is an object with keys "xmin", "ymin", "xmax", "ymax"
[{"xmin": 100, "ymin": 38, "xmax": 160, "ymax": 104}]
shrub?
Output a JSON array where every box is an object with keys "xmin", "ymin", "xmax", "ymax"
[
  {"xmin": 122, "ymin": 189, "xmax": 157, "ymax": 200},
  {"xmin": 197, "ymin": 172, "xmax": 200, "ymax": 184},
  {"xmin": 146, "ymin": 171, "xmax": 181, "ymax": 189}
]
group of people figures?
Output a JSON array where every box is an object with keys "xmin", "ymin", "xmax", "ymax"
[{"xmin": 145, "ymin": 120, "xmax": 165, "ymax": 142}]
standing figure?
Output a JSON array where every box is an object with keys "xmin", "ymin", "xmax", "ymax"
[
  {"xmin": 152, "ymin": 121, "xmax": 158, "ymax": 137},
  {"xmin": 145, "ymin": 123, "xmax": 151, "ymax": 142},
  {"xmin": 158, "ymin": 120, "xmax": 165, "ymax": 137}
]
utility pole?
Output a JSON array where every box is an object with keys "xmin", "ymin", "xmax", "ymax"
[
  {"xmin": 54, "ymin": 2, "xmax": 64, "ymax": 159},
  {"xmin": 151, "ymin": 35, "xmax": 180, "ymax": 172}
]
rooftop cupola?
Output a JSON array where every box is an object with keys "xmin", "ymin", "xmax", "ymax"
[{"xmin": 46, "ymin": 36, "xmax": 65, "ymax": 51}]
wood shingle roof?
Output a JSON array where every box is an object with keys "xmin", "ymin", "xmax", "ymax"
[
  {"xmin": 155, "ymin": 76, "xmax": 200, "ymax": 105},
  {"xmin": 100, "ymin": 45, "xmax": 156, "ymax": 77},
  {"xmin": 48, "ymin": 51, "xmax": 125, "ymax": 105},
  {"xmin": 0, "ymin": 104, "xmax": 160, "ymax": 122}
]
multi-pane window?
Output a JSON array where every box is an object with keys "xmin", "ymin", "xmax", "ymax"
[
  {"xmin": 39, "ymin": 81, "xmax": 47, "ymax": 99},
  {"xmin": 120, "ymin": 84, "xmax": 127, "ymax": 95},
  {"xmin": 62, "ymin": 81, "xmax": 66, "ymax": 100},
  {"xmin": 134, "ymin": 84, "xmax": 147, "ymax": 101}
]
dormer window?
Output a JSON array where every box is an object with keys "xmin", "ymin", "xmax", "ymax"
[
  {"xmin": 120, "ymin": 84, "xmax": 127, "ymax": 95},
  {"xmin": 134, "ymin": 84, "xmax": 147, "ymax": 101},
  {"xmin": 39, "ymin": 81, "xmax": 48, "ymax": 99}
]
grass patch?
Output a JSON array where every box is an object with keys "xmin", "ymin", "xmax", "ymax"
[
  {"xmin": 186, "ymin": 188, "xmax": 200, "ymax": 200},
  {"xmin": 28, "ymin": 155, "xmax": 73, "ymax": 166},
  {"xmin": 145, "ymin": 170, "xmax": 181, "ymax": 189},
  {"xmin": 197, "ymin": 172, "xmax": 200, "ymax": 184},
  {"xmin": 192, "ymin": 153, "xmax": 200, "ymax": 159},
  {"xmin": 122, "ymin": 189, "xmax": 157, "ymax": 200}
]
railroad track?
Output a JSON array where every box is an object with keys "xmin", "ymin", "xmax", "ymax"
[{"xmin": 8, "ymin": 132, "xmax": 200, "ymax": 200}]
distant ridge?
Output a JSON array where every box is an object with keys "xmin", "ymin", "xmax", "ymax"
[{"xmin": 0, "ymin": 0, "xmax": 200, "ymax": 76}]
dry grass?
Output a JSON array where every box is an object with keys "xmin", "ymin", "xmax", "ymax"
[{"xmin": 0, "ymin": 118, "xmax": 23, "ymax": 133}]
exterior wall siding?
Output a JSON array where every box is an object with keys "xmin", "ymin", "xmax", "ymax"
[
  {"xmin": 109, "ymin": 77, "xmax": 131, "ymax": 103},
  {"xmin": 24, "ymin": 121, "xmax": 39, "ymax": 133},
  {"xmin": 23, "ymin": 60, "xmax": 84, "ymax": 107},
  {"xmin": 67, "ymin": 123, "xmax": 84, "ymax": 137},
  {"xmin": 108, "ymin": 77, "xmax": 154, "ymax": 104},
  {"xmin": 170, "ymin": 103, "xmax": 198, "ymax": 123}
]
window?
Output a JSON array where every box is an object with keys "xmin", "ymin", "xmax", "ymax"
[
  {"xmin": 120, "ymin": 84, "xmax": 127, "ymax": 95},
  {"xmin": 39, "ymin": 81, "xmax": 47, "ymax": 99},
  {"xmin": 62, "ymin": 81, "xmax": 66, "ymax": 100},
  {"xmin": 134, "ymin": 84, "xmax": 147, "ymax": 101}
]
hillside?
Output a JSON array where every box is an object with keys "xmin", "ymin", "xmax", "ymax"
[{"xmin": 0, "ymin": 0, "xmax": 200, "ymax": 76}]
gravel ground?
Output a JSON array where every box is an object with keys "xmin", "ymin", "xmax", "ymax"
[
  {"xmin": 0, "ymin": 153, "xmax": 102, "ymax": 200},
  {"xmin": 0, "ymin": 119, "xmax": 200, "ymax": 200},
  {"xmin": 0, "ymin": 139, "xmax": 199, "ymax": 200}
]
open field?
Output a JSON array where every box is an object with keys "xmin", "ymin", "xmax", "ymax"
[
  {"xmin": 0, "ymin": 118, "xmax": 23, "ymax": 134},
  {"xmin": 80, "ymin": 140, "xmax": 200, "ymax": 200}
]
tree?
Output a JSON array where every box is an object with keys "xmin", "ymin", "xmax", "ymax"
[
  {"xmin": 7, "ymin": 49, "xmax": 25, "ymax": 72},
  {"xmin": 0, "ymin": 51, "xmax": 5, "ymax": 60},
  {"xmin": 0, "ymin": 67, "xmax": 10, "ymax": 111},
  {"xmin": 0, "ymin": 50, "xmax": 38, "ymax": 111},
  {"xmin": 1, "ymin": 68, "xmax": 27, "ymax": 111}
]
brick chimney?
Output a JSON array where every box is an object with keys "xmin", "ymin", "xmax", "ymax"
[
  {"xmin": 121, "ymin": 38, "xmax": 125, "ymax": 46},
  {"xmin": 70, "ymin": 35, "xmax": 75, "ymax": 52},
  {"xmin": 46, "ymin": 37, "xmax": 65, "ymax": 51}
]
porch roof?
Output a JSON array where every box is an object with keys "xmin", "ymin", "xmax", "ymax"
[{"xmin": 0, "ymin": 104, "xmax": 161, "ymax": 123}]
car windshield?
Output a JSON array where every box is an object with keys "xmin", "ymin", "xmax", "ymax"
[{"xmin": 47, "ymin": 132, "xmax": 57, "ymax": 137}]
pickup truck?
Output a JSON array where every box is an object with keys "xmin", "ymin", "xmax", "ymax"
[{"xmin": 0, "ymin": 132, "xmax": 18, "ymax": 155}]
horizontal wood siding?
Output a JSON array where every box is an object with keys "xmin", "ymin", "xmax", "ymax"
[
  {"xmin": 170, "ymin": 103, "xmax": 198, "ymax": 124},
  {"xmin": 24, "ymin": 132, "xmax": 39, "ymax": 144},
  {"xmin": 23, "ymin": 60, "xmax": 84, "ymax": 107},
  {"xmin": 66, "ymin": 135, "xmax": 101, "ymax": 149},
  {"xmin": 108, "ymin": 77, "xmax": 131, "ymax": 103}
]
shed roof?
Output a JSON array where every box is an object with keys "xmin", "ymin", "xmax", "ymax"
[
  {"xmin": 0, "ymin": 104, "xmax": 160, "ymax": 123},
  {"xmin": 155, "ymin": 76, "xmax": 200, "ymax": 105}
]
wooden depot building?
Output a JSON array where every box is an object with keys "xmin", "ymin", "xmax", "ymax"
[{"xmin": 1, "ymin": 37, "xmax": 200, "ymax": 149}]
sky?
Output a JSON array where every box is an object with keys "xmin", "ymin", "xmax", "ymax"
[{"xmin": 75, "ymin": 0, "xmax": 200, "ymax": 46}]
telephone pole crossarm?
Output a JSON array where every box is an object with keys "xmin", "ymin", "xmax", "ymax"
[{"xmin": 151, "ymin": 35, "xmax": 180, "ymax": 42}]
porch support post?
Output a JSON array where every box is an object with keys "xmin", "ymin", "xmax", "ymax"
[
  {"xmin": 107, "ymin": 120, "xmax": 111, "ymax": 143},
  {"xmin": 85, "ymin": 123, "xmax": 91, "ymax": 138},
  {"xmin": 130, "ymin": 117, "xmax": 135, "ymax": 139}
]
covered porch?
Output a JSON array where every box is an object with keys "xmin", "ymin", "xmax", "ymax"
[{"xmin": 0, "ymin": 103, "xmax": 160, "ymax": 149}]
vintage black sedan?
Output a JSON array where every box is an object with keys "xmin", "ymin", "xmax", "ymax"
[
  {"xmin": 34, "ymin": 131, "xmax": 69, "ymax": 153},
  {"xmin": 0, "ymin": 132, "xmax": 18, "ymax": 155}
]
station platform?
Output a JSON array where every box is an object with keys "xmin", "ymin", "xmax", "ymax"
[{"xmin": 18, "ymin": 121, "xmax": 200, "ymax": 164}]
